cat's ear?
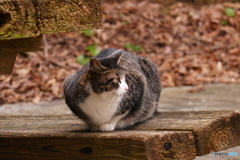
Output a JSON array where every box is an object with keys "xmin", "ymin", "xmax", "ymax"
[
  {"xmin": 109, "ymin": 50, "xmax": 122, "ymax": 64},
  {"xmin": 90, "ymin": 58, "xmax": 107, "ymax": 72}
]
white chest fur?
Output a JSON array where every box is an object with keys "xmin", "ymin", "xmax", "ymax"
[
  {"xmin": 80, "ymin": 91, "xmax": 120, "ymax": 125},
  {"xmin": 79, "ymin": 77, "xmax": 128, "ymax": 126}
]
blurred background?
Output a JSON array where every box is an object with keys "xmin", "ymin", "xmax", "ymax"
[{"xmin": 0, "ymin": 0, "xmax": 239, "ymax": 104}]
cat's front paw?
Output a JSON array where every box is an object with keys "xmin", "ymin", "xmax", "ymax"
[{"xmin": 99, "ymin": 124, "xmax": 115, "ymax": 132}]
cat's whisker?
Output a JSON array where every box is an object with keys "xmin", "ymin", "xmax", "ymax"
[{"xmin": 106, "ymin": 93, "xmax": 118, "ymax": 109}]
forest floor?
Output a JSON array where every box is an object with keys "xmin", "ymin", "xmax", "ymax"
[{"xmin": 0, "ymin": 0, "xmax": 240, "ymax": 104}]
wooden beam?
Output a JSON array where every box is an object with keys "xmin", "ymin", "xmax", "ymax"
[
  {"xmin": 0, "ymin": 110, "xmax": 239, "ymax": 158},
  {"xmin": 0, "ymin": 130, "xmax": 196, "ymax": 160},
  {"xmin": 0, "ymin": 35, "xmax": 43, "ymax": 74},
  {"xmin": 0, "ymin": 52, "xmax": 17, "ymax": 74},
  {"xmin": 0, "ymin": 35, "xmax": 43, "ymax": 53},
  {"xmin": 0, "ymin": 0, "xmax": 102, "ymax": 74},
  {"xmin": 0, "ymin": 0, "xmax": 102, "ymax": 40},
  {"xmin": 131, "ymin": 110, "xmax": 240, "ymax": 156}
]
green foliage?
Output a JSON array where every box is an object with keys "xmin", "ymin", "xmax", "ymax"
[
  {"xmin": 76, "ymin": 44, "xmax": 100, "ymax": 65},
  {"xmin": 86, "ymin": 44, "xmax": 100, "ymax": 57},
  {"xmin": 122, "ymin": 20, "xmax": 129, "ymax": 25},
  {"xmin": 224, "ymin": 8, "xmax": 235, "ymax": 17},
  {"xmin": 76, "ymin": 55, "xmax": 90, "ymax": 65},
  {"xmin": 125, "ymin": 43, "xmax": 142, "ymax": 52},
  {"xmin": 119, "ymin": 13, "xmax": 125, "ymax": 17},
  {"xmin": 82, "ymin": 30, "xmax": 94, "ymax": 36},
  {"xmin": 220, "ymin": 20, "xmax": 228, "ymax": 26},
  {"xmin": 160, "ymin": 7, "xmax": 169, "ymax": 15}
]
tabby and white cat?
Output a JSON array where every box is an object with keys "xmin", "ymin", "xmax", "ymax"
[{"xmin": 64, "ymin": 48, "xmax": 161, "ymax": 131}]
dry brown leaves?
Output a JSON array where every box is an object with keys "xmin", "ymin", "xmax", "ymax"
[{"xmin": 0, "ymin": 0, "xmax": 240, "ymax": 104}]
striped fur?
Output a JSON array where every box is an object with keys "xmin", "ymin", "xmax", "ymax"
[{"xmin": 64, "ymin": 48, "xmax": 161, "ymax": 131}]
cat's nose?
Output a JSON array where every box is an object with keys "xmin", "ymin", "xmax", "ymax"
[{"xmin": 124, "ymin": 87, "xmax": 128, "ymax": 91}]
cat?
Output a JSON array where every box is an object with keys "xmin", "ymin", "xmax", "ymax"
[{"xmin": 64, "ymin": 48, "xmax": 161, "ymax": 131}]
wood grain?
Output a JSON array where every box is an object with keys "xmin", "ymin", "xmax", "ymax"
[
  {"xmin": 0, "ymin": 0, "xmax": 37, "ymax": 39},
  {"xmin": 0, "ymin": 131, "xmax": 195, "ymax": 160},
  {"xmin": 0, "ymin": 52, "xmax": 17, "ymax": 74},
  {"xmin": 0, "ymin": 0, "xmax": 102, "ymax": 40},
  {"xmin": 131, "ymin": 110, "xmax": 240, "ymax": 156},
  {"xmin": 0, "ymin": 35, "xmax": 43, "ymax": 74},
  {"xmin": 0, "ymin": 35, "xmax": 43, "ymax": 53},
  {"xmin": 0, "ymin": 110, "xmax": 239, "ymax": 158},
  {"xmin": 194, "ymin": 111, "xmax": 240, "ymax": 155}
]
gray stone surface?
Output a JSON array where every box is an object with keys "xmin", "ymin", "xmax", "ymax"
[
  {"xmin": 0, "ymin": 83, "xmax": 240, "ymax": 159},
  {"xmin": 159, "ymin": 83, "xmax": 240, "ymax": 111},
  {"xmin": 0, "ymin": 99, "xmax": 70, "ymax": 115}
]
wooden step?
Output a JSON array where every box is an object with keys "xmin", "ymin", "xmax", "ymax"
[
  {"xmin": 0, "ymin": 110, "xmax": 239, "ymax": 159},
  {"xmin": 0, "ymin": 0, "xmax": 102, "ymax": 74}
]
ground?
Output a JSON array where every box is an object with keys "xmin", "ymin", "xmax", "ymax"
[{"xmin": 0, "ymin": 0, "xmax": 240, "ymax": 104}]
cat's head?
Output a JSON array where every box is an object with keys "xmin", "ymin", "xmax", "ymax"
[{"xmin": 86, "ymin": 51, "xmax": 128, "ymax": 95}]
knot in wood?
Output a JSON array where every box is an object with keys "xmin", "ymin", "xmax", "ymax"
[
  {"xmin": 164, "ymin": 142, "xmax": 172, "ymax": 151},
  {"xmin": 79, "ymin": 147, "xmax": 93, "ymax": 154}
]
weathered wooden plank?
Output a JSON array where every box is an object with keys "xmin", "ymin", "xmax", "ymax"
[
  {"xmin": 1, "ymin": 111, "xmax": 235, "ymax": 132},
  {"xmin": 0, "ymin": 110, "xmax": 239, "ymax": 157},
  {"xmin": 0, "ymin": 130, "xmax": 196, "ymax": 160},
  {"xmin": 0, "ymin": 52, "xmax": 17, "ymax": 74},
  {"xmin": 0, "ymin": 34, "xmax": 43, "ymax": 53},
  {"xmin": 0, "ymin": 0, "xmax": 102, "ymax": 74},
  {"xmin": 0, "ymin": 0, "xmax": 38, "ymax": 39},
  {"xmin": 131, "ymin": 110, "xmax": 240, "ymax": 156},
  {"xmin": 194, "ymin": 111, "xmax": 240, "ymax": 156},
  {"xmin": 35, "ymin": 0, "xmax": 102, "ymax": 34},
  {"xmin": 0, "ymin": 0, "xmax": 102, "ymax": 40},
  {"xmin": 0, "ymin": 35, "xmax": 43, "ymax": 74}
]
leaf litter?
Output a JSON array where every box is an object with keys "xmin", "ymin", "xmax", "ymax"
[{"xmin": 0, "ymin": 0, "xmax": 239, "ymax": 104}]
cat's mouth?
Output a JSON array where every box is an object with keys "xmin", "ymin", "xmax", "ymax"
[{"xmin": 114, "ymin": 87, "xmax": 128, "ymax": 96}]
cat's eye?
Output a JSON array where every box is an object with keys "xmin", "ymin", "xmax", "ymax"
[
  {"xmin": 106, "ymin": 78, "xmax": 114, "ymax": 84},
  {"xmin": 99, "ymin": 87, "xmax": 104, "ymax": 92},
  {"xmin": 97, "ymin": 82, "xmax": 104, "ymax": 86}
]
